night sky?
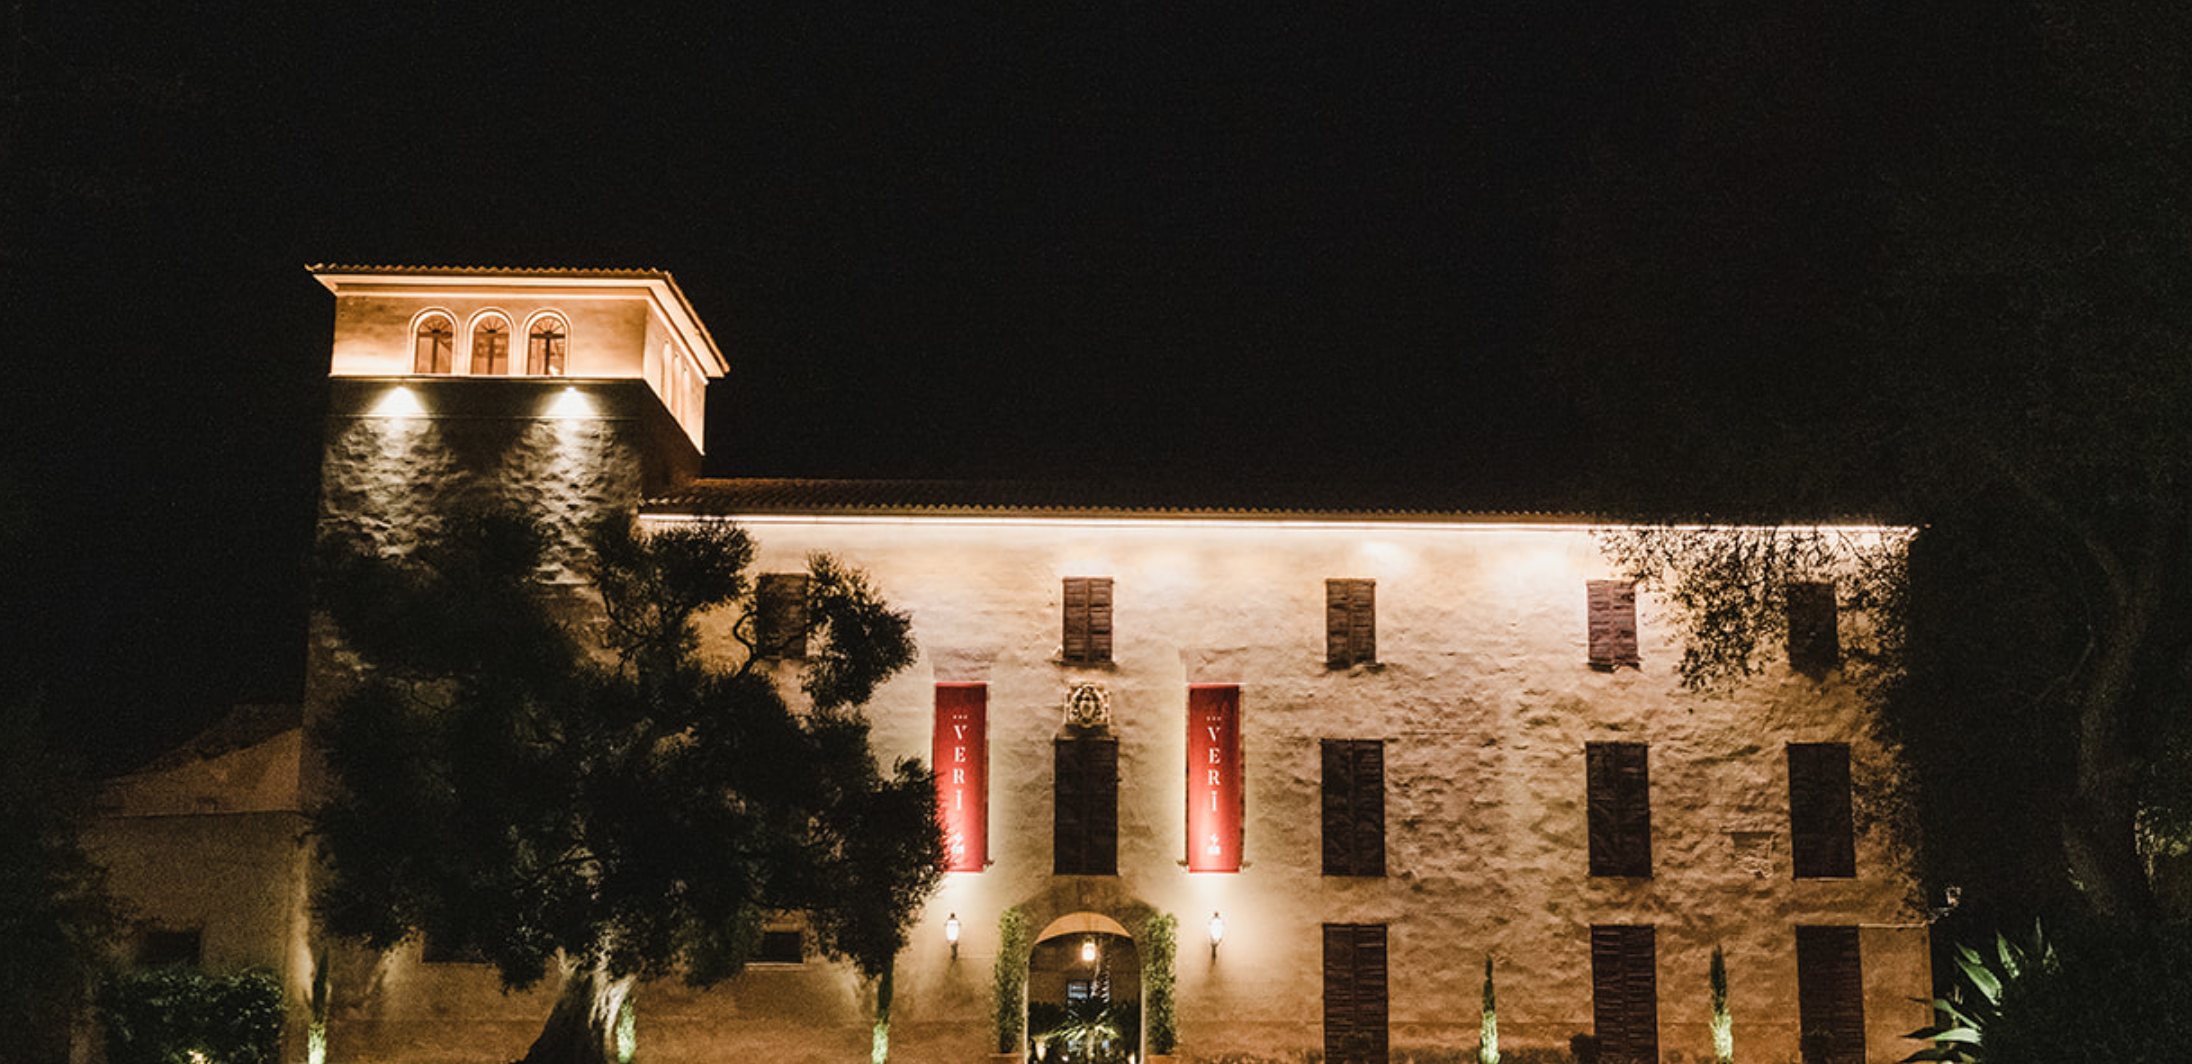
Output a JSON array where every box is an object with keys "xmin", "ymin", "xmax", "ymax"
[{"xmin": 2, "ymin": 3, "xmax": 1978, "ymax": 766}]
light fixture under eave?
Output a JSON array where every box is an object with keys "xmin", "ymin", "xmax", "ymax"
[
  {"xmin": 546, "ymin": 386, "xmax": 595, "ymax": 420},
  {"xmin": 1208, "ymin": 912, "xmax": 1225, "ymax": 958},
  {"xmin": 1081, "ymin": 938, "xmax": 1098, "ymax": 964},
  {"xmin": 370, "ymin": 385, "xmax": 426, "ymax": 419},
  {"xmin": 945, "ymin": 913, "xmax": 961, "ymax": 959}
]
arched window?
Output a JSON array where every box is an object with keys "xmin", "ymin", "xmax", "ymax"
[
  {"xmin": 526, "ymin": 315, "xmax": 567, "ymax": 376},
  {"xmin": 471, "ymin": 315, "xmax": 510, "ymax": 375},
  {"xmin": 413, "ymin": 314, "xmax": 454, "ymax": 374}
]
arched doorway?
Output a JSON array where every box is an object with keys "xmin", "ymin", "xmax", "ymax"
[{"xmin": 1027, "ymin": 913, "xmax": 1142, "ymax": 1064}]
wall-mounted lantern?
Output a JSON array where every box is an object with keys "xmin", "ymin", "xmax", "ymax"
[
  {"xmin": 1081, "ymin": 938, "xmax": 1099, "ymax": 964},
  {"xmin": 945, "ymin": 913, "xmax": 961, "ymax": 959},
  {"xmin": 1208, "ymin": 912, "xmax": 1226, "ymax": 958}
]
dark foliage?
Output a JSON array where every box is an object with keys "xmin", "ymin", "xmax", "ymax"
[
  {"xmin": 1560, "ymin": 0, "xmax": 2192, "ymax": 932},
  {"xmin": 1983, "ymin": 919, "xmax": 2192, "ymax": 1064},
  {"xmin": 97, "ymin": 967, "xmax": 284, "ymax": 1064},
  {"xmin": 0, "ymin": 698, "xmax": 127, "ymax": 1064},
  {"xmin": 312, "ymin": 512, "xmax": 940, "ymax": 1060}
]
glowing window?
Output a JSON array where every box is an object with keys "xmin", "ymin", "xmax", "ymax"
[
  {"xmin": 471, "ymin": 315, "xmax": 510, "ymax": 375},
  {"xmin": 413, "ymin": 314, "xmax": 454, "ymax": 374},
  {"xmin": 527, "ymin": 315, "xmax": 568, "ymax": 376}
]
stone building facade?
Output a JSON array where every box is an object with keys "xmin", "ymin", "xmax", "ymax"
[{"xmin": 94, "ymin": 266, "xmax": 1929, "ymax": 1064}]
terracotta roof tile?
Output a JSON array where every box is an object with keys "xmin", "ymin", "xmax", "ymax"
[{"xmin": 645, "ymin": 478, "xmax": 1592, "ymax": 524}]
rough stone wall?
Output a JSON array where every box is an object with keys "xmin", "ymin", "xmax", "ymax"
[
  {"xmin": 672, "ymin": 516, "xmax": 1931, "ymax": 1064},
  {"xmin": 304, "ymin": 400, "xmax": 1925, "ymax": 1062},
  {"xmin": 316, "ymin": 380, "xmax": 668, "ymax": 578},
  {"xmin": 85, "ymin": 811, "xmax": 312, "ymax": 981}
]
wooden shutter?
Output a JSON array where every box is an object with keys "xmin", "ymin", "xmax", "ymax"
[
  {"xmin": 1587, "ymin": 580, "xmax": 1640, "ymax": 667},
  {"xmin": 1587, "ymin": 742, "xmax": 1652, "ymax": 877},
  {"xmin": 1590, "ymin": 925, "xmax": 1659, "ymax": 1064},
  {"xmin": 1323, "ymin": 924, "xmax": 1389, "ymax": 1064},
  {"xmin": 1062, "ymin": 577, "xmax": 1113, "ymax": 664},
  {"xmin": 1796, "ymin": 926, "xmax": 1866, "ymax": 1064},
  {"xmin": 1787, "ymin": 581, "xmax": 1840, "ymax": 673},
  {"xmin": 756, "ymin": 573, "xmax": 809, "ymax": 660},
  {"xmin": 1322, "ymin": 740, "xmax": 1385, "ymax": 876},
  {"xmin": 1789, "ymin": 744, "xmax": 1857, "ymax": 878},
  {"xmin": 1327, "ymin": 579, "xmax": 1376, "ymax": 667},
  {"xmin": 1054, "ymin": 738, "xmax": 1117, "ymax": 875}
]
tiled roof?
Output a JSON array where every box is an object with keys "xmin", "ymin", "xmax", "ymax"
[
  {"xmin": 306, "ymin": 264, "xmax": 675, "ymax": 279},
  {"xmin": 645, "ymin": 478, "xmax": 1594, "ymax": 524}
]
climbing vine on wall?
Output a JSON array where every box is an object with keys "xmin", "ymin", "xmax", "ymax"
[{"xmin": 995, "ymin": 907, "xmax": 1030, "ymax": 1054}]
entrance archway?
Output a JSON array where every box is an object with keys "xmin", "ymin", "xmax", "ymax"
[{"xmin": 1027, "ymin": 912, "xmax": 1141, "ymax": 1064}]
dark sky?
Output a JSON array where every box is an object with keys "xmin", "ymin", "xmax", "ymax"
[{"xmin": 2, "ymin": 3, "xmax": 1965, "ymax": 765}]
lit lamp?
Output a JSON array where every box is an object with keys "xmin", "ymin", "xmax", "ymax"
[
  {"xmin": 944, "ymin": 913, "xmax": 961, "ymax": 959},
  {"xmin": 1081, "ymin": 938, "xmax": 1098, "ymax": 964},
  {"xmin": 1208, "ymin": 912, "xmax": 1226, "ymax": 959}
]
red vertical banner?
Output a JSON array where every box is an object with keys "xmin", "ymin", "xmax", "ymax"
[
  {"xmin": 934, "ymin": 684, "xmax": 988, "ymax": 872},
  {"xmin": 1187, "ymin": 684, "xmax": 1243, "ymax": 872}
]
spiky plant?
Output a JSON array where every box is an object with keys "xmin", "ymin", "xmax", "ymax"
[{"xmin": 1903, "ymin": 923, "xmax": 2053, "ymax": 1063}]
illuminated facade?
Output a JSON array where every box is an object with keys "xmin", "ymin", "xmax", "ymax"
[{"xmin": 95, "ymin": 267, "xmax": 1930, "ymax": 1064}]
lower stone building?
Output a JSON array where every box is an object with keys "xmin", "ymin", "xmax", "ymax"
[{"xmin": 93, "ymin": 265, "xmax": 1929, "ymax": 1064}]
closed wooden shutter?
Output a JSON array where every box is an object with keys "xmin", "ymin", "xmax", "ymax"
[
  {"xmin": 1796, "ymin": 925, "xmax": 1866, "ymax": 1064},
  {"xmin": 1587, "ymin": 742, "xmax": 1652, "ymax": 877},
  {"xmin": 1786, "ymin": 581, "xmax": 1840, "ymax": 674},
  {"xmin": 1590, "ymin": 925, "xmax": 1659, "ymax": 1064},
  {"xmin": 1322, "ymin": 739, "xmax": 1386, "ymax": 876},
  {"xmin": 1323, "ymin": 924, "xmax": 1389, "ymax": 1064},
  {"xmin": 756, "ymin": 573, "xmax": 809, "ymax": 660},
  {"xmin": 1587, "ymin": 580, "xmax": 1641, "ymax": 667},
  {"xmin": 1054, "ymin": 738, "xmax": 1118, "ymax": 875},
  {"xmin": 1327, "ymin": 579, "xmax": 1376, "ymax": 667},
  {"xmin": 1789, "ymin": 744, "xmax": 1857, "ymax": 878},
  {"xmin": 1062, "ymin": 577, "xmax": 1114, "ymax": 664}
]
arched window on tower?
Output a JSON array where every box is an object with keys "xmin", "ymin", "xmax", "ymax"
[
  {"xmin": 527, "ymin": 315, "xmax": 567, "ymax": 376},
  {"xmin": 413, "ymin": 314, "xmax": 454, "ymax": 374},
  {"xmin": 471, "ymin": 315, "xmax": 510, "ymax": 375}
]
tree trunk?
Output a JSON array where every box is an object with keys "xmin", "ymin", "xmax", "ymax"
[
  {"xmin": 517, "ymin": 961, "xmax": 635, "ymax": 1064},
  {"xmin": 2060, "ymin": 528, "xmax": 2168, "ymax": 927}
]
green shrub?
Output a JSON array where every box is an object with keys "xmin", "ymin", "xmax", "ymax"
[
  {"xmin": 1708, "ymin": 945, "xmax": 1733, "ymax": 1064},
  {"xmin": 1478, "ymin": 955, "xmax": 1499, "ymax": 1064},
  {"xmin": 995, "ymin": 906, "xmax": 1030, "ymax": 1054},
  {"xmin": 1145, "ymin": 912, "xmax": 1180, "ymax": 1054},
  {"xmin": 98, "ymin": 967, "xmax": 283, "ymax": 1064}
]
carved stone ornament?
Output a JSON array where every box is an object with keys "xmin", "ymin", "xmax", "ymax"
[{"xmin": 1064, "ymin": 682, "xmax": 1112, "ymax": 729}]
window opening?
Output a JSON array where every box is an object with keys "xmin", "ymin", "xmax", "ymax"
[{"xmin": 527, "ymin": 315, "xmax": 567, "ymax": 376}]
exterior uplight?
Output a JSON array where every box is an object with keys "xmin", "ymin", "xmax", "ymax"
[
  {"xmin": 370, "ymin": 385, "xmax": 426, "ymax": 419},
  {"xmin": 945, "ymin": 913, "xmax": 961, "ymax": 959},
  {"xmin": 1208, "ymin": 912, "xmax": 1226, "ymax": 958},
  {"xmin": 547, "ymin": 386, "xmax": 595, "ymax": 420}
]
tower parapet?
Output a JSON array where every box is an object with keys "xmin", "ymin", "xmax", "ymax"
[{"xmin": 308, "ymin": 266, "xmax": 727, "ymax": 565}]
